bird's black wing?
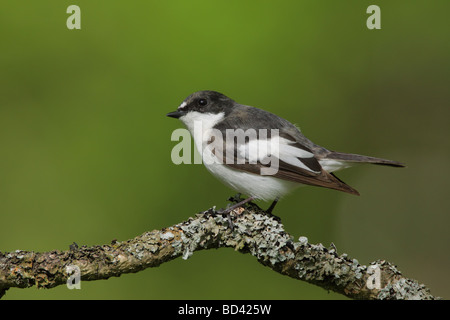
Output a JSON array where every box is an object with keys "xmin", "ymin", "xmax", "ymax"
[{"xmin": 209, "ymin": 106, "xmax": 359, "ymax": 195}]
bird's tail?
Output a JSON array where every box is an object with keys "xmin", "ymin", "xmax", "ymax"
[{"xmin": 325, "ymin": 151, "xmax": 405, "ymax": 168}]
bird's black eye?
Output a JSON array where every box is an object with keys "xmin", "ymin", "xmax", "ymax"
[{"xmin": 198, "ymin": 99, "xmax": 207, "ymax": 106}]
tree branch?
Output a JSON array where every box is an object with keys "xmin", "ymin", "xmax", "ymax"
[{"xmin": 0, "ymin": 203, "xmax": 438, "ymax": 299}]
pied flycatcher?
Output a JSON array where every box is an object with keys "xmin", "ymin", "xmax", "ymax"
[{"xmin": 167, "ymin": 90, "xmax": 404, "ymax": 214}]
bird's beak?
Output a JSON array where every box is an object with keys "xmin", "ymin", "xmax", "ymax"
[{"xmin": 166, "ymin": 110, "xmax": 186, "ymax": 119}]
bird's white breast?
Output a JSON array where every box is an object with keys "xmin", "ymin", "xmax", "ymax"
[
  {"xmin": 179, "ymin": 111, "xmax": 299, "ymax": 201},
  {"xmin": 179, "ymin": 111, "xmax": 225, "ymax": 155},
  {"xmin": 205, "ymin": 162, "xmax": 300, "ymax": 201}
]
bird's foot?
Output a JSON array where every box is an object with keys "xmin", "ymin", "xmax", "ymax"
[
  {"xmin": 201, "ymin": 205, "xmax": 236, "ymax": 231},
  {"xmin": 227, "ymin": 193, "xmax": 244, "ymax": 204},
  {"xmin": 264, "ymin": 197, "xmax": 282, "ymax": 222},
  {"xmin": 218, "ymin": 196, "xmax": 255, "ymax": 215},
  {"xmin": 215, "ymin": 196, "xmax": 256, "ymax": 231}
]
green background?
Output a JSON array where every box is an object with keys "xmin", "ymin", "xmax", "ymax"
[{"xmin": 1, "ymin": 0, "xmax": 449, "ymax": 299}]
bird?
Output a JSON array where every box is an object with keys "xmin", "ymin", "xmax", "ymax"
[{"xmin": 167, "ymin": 90, "xmax": 404, "ymax": 215}]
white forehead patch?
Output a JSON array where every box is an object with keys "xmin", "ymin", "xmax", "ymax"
[{"xmin": 178, "ymin": 101, "xmax": 187, "ymax": 110}]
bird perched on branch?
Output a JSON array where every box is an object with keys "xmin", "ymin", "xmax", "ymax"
[{"xmin": 167, "ymin": 90, "xmax": 404, "ymax": 214}]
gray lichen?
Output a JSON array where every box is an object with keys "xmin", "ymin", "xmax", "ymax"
[
  {"xmin": 160, "ymin": 232, "xmax": 174, "ymax": 241},
  {"xmin": 378, "ymin": 278, "xmax": 434, "ymax": 300},
  {"xmin": 0, "ymin": 203, "xmax": 439, "ymax": 300}
]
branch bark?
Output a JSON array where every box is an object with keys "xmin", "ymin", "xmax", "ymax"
[{"xmin": 0, "ymin": 203, "xmax": 438, "ymax": 300}]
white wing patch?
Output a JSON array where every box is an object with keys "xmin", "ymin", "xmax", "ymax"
[{"xmin": 238, "ymin": 137, "xmax": 320, "ymax": 173}]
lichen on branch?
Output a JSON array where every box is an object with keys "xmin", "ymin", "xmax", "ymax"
[{"xmin": 0, "ymin": 202, "xmax": 438, "ymax": 300}]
